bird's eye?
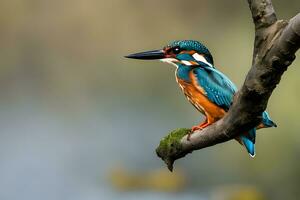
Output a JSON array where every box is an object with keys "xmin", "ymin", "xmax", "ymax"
[{"xmin": 172, "ymin": 46, "xmax": 181, "ymax": 54}]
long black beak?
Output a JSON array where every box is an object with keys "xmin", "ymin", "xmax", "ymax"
[{"xmin": 125, "ymin": 49, "xmax": 165, "ymax": 60}]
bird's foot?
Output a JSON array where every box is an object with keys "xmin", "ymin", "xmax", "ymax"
[
  {"xmin": 187, "ymin": 126, "xmax": 203, "ymax": 141},
  {"xmin": 187, "ymin": 122, "xmax": 213, "ymax": 141},
  {"xmin": 191, "ymin": 126, "xmax": 203, "ymax": 132}
]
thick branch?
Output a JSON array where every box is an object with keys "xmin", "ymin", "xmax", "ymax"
[
  {"xmin": 248, "ymin": 0, "xmax": 277, "ymax": 29},
  {"xmin": 248, "ymin": 0, "xmax": 277, "ymax": 63},
  {"xmin": 156, "ymin": 1, "xmax": 300, "ymax": 171}
]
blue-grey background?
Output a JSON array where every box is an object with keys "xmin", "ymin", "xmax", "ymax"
[{"xmin": 0, "ymin": 0, "xmax": 300, "ymax": 200}]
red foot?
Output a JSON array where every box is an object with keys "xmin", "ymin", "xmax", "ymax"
[
  {"xmin": 199, "ymin": 122, "xmax": 210, "ymax": 129},
  {"xmin": 188, "ymin": 122, "xmax": 212, "ymax": 141},
  {"xmin": 191, "ymin": 122, "xmax": 210, "ymax": 131},
  {"xmin": 191, "ymin": 125, "xmax": 203, "ymax": 132}
]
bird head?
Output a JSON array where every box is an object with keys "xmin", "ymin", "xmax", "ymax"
[{"xmin": 125, "ymin": 40, "xmax": 214, "ymax": 67}]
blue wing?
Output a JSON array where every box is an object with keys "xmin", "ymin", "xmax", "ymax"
[
  {"xmin": 192, "ymin": 64, "xmax": 237, "ymax": 111},
  {"xmin": 192, "ymin": 64, "xmax": 276, "ymax": 157}
]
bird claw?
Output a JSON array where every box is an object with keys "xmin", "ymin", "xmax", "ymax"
[
  {"xmin": 187, "ymin": 126, "xmax": 203, "ymax": 141},
  {"xmin": 191, "ymin": 126, "xmax": 203, "ymax": 132}
]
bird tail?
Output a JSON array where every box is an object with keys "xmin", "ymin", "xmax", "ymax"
[
  {"xmin": 261, "ymin": 111, "xmax": 277, "ymax": 128},
  {"xmin": 237, "ymin": 129, "xmax": 256, "ymax": 157},
  {"xmin": 238, "ymin": 112, "xmax": 275, "ymax": 157}
]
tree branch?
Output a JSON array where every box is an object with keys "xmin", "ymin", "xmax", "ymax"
[
  {"xmin": 248, "ymin": 0, "xmax": 277, "ymax": 29},
  {"xmin": 156, "ymin": 0, "xmax": 300, "ymax": 171}
]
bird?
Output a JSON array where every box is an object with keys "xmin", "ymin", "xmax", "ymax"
[{"xmin": 125, "ymin": 40, "xmax": 276, "ymax": 157}]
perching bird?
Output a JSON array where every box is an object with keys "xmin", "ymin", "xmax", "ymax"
[{"xmin": 125, "ymin": 40, "xmax": 276, "ymax": 157}]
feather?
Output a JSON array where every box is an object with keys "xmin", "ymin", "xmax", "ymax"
[{"xmin": 192, "ymin": 64, "xmax": 237, "ymax": 111}]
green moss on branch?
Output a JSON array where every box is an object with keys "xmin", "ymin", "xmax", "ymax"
[{"xmin": 156, "ymin": 128, "xmax": 191, "ymax": 171}]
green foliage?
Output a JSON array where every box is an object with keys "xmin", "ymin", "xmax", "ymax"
[{"xmin": 156, "ymin": 128, "xmax": 190, "ymax": 171}]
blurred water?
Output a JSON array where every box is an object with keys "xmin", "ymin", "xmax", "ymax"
[
  {"xmin": 0, "ymin": 0, "xmax": 300, "ymax": 199},
  {"xmin": 0, "ymin": 100, "xmax": 207, "ymax": 200}
]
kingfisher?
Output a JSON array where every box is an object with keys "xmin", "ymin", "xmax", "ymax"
[{"xmin": 125, "ymin": 40, "xmax": 276, "ymax": 157}]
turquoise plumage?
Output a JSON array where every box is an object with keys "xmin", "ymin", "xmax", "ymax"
[
  {"xmin": 193, "ymin": 63, "xmax": 236, "ymax": 110},
  {"xmin": 126, "ymin": 40, "xmax": 277, "ymax": 157},
  {"xmin": 193, "ymin": 61, "xmax": 276, "ymax": 156}
]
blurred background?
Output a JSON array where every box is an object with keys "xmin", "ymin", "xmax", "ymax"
[{"xmin": 0, "ymin": 0, "xmax": 300, "ymax": 200}]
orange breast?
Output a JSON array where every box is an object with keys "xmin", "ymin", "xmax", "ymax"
[{"xmin": 177, "ymin": 77, "xmax": 225, "ymax": 122}]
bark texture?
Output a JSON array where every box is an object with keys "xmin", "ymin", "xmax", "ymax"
[{"xmin": 156, "ymin": 0, "xmax": 300, "ymax": 171}]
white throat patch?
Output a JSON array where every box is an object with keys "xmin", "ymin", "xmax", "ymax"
[
  {"xmin": 192, "ymin": 53, "xmax": 213, "ymax": 67},
  {"xmin": 181, "ymin": 60, "xmax": 193, "ymax": 66},
  {"xmin": 160, "ymin": 58, "xmax": 179, "ymax": 67},
  {"xmin": 160, "ymin": 58, "xmax": 194, "ymax": 67}
]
